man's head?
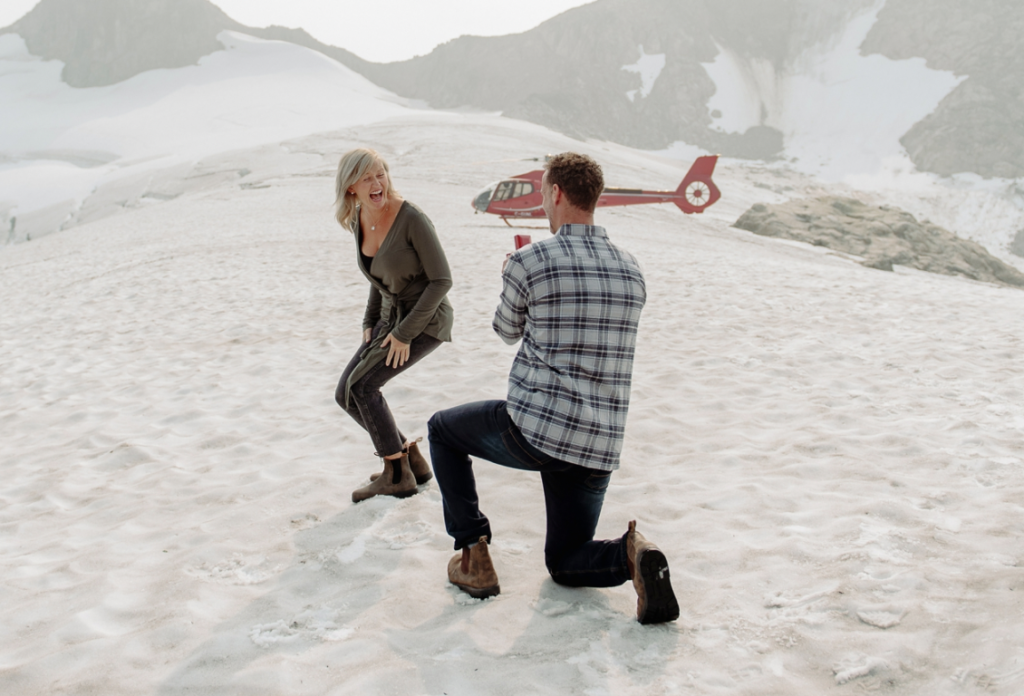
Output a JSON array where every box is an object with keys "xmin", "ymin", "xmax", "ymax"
[{"xmin": 541, "ymin": 153, "xmax": 604, "ymax": 233}]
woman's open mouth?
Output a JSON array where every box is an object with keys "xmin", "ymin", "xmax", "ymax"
[{"xmin": 370, "ymin": 189, "xmax": 384, "ymax": 203}]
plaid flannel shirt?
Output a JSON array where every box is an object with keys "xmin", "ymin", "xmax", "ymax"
[{"xmin": 493, "ymin": 224, "xmax": 646, "ymax": 471}]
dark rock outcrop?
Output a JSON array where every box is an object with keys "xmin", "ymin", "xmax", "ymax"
[{"xmin": 734, "ymin": 197, "xmax": 1024, "ymax": 288}]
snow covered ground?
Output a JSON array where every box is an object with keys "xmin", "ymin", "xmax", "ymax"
[{"xmin": 2, "ymin": 113, "xmax": 1023, "ymax": 695}]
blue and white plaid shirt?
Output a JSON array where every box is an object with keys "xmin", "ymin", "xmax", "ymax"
[{"xmin": 493, "ymin": 224, "xmax": 646, "ymax": 471}]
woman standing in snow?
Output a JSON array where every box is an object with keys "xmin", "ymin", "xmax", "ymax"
[{"xmin": 333, "ymin": 148, "xmax": 453, "ymax": 503}]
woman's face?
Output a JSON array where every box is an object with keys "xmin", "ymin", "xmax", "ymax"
[{"xmin": 348, "ymin": 160, "xmax": 390, "ymax": 210}]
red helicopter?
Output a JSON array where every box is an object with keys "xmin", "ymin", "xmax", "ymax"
[{"xmin": 472, "ymin": 155, "xmax": 721, "ymax": 225}]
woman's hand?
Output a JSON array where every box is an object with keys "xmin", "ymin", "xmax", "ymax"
[
  {"xmin": 363, "ymin": 328, "xmax": 373, "ymax": 344},
  {"xmin": 381, "ymin": 333, "xmax": 410, "ymax": 368}
]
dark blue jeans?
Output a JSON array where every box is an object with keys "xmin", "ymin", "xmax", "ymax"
[{"xmin": 427, "ymin": 400, "xmax": 630, "ymax": 588}]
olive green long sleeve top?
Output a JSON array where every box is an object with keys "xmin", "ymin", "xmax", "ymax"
[
  {"xmin": 342, "ymin": 200, "xmax": 453, "ymax": 406},
  {"xmin": 357, "ymin": 200, "xmax": 453, "ymax": 343}
]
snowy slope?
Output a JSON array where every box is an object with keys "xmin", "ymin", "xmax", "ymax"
[
  {"xmin": 1, "ymin": 113, "xmax": 1023, "ymax": 696},
  {"xmin": 0, "ymin": 30, "xmax": 416, "ymax": 241}
]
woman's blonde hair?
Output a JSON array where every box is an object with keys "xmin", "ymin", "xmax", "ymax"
[{"xmin": 334, "ymin": 148, "xmax": 397, "ymax": 230}]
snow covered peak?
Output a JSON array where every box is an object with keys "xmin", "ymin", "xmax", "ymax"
[
  {"xmin": 1, "ymin": 0, "xmax": 241, "ymax": 87},
  {"xmin": 0, "ymin": 31, "xmax": 411, "ymax": 161},
  {"xmin": 0, "ymin": 30, "xmax": 416, "ymax": 239}
]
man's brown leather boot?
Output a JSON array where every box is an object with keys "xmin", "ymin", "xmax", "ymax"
[
  {"xmin": 370, "ymin": 438, "xmax": 432, "ymax": 485},
  {"xmin": 626, "ymin": 520, "xmax": 679, "ymax": 624},
  {"xmin": 448, "ymin": 537, "xmax": 500, "ymax": 599},
  {"xmin": 352, "ymin": 454, "xmax": 417, "ymax": 503}
]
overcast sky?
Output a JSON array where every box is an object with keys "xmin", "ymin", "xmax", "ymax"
[{"xmin": 0, "ymin": 0, "xmax": 593, "ymax": 63}]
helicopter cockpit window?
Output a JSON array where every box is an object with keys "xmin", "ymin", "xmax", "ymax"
[{"xmin": 493, "ymin": 181, "xmax": 516, "ymax": 201}]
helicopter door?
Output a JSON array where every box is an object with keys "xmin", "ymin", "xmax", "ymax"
[
  {"xmin": 504, "ymin": 182, "xmax": 535, "ymax": 209},
  {"xmin": 493, "ymin": 181, "xmax": 534, "ymax": 201}
]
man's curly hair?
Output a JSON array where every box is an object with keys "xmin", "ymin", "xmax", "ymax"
[{"xmin": 545, "ymin": 153, "xmax": 604, "ymax": 213}]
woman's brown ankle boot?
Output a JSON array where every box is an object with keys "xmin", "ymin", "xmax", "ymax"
[
  {"xmin": 369, "ymin": 438, "xmax": 432, "ymax": 485},
  {"xmin": 406, "ymin": 438, "xmax": 433, "ymax": 484},
  {"xmin": 352, "ymin": 454, "xmax": 418, "ymax": 502}
]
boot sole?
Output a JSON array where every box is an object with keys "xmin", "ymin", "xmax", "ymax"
[
  {"xmin": 351, "ymin": 486, "xmax": 420, "ymax": 503},
  {"xmin": 451, "ymin": 581, "xmax": 500, "ymax": 599},
  {"xmin": 369, "ymin": 473, "xmax": 432, "ymax": 485},
  {"xmin": 637, "ymin": 549, "xmax": 679, "ymax": 624}
]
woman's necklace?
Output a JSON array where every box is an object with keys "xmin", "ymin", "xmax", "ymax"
[{"xmin": 369, "ymin": 201, "xmax": 390, "ymax": 231}]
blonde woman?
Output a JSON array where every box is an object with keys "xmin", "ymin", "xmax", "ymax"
[{"xmin": 334, "ymin": 148, "xmax": 453, "ymax": 502}]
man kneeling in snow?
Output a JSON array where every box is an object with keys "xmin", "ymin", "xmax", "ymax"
[{"xmin": 427, "ymin": 152, "xmax": 679, "ymax": 624}]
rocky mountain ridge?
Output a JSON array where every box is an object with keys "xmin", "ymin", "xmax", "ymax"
[
  {"xmin": 1, "ymin": 0, "xmax": 368, "ymax": 87},
  {"xmin": 3, "ymin": 0, "xmax": 1022, "ymax": 179}
]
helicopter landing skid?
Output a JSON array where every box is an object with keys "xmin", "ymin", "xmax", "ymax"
[{"xmin": 502, "ymin": 217, "xmax": 547, "ymax": 229}]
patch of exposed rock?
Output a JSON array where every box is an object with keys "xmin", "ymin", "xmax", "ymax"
[
  {"xmin": 862, "ymin": 0, "xmax": 1024, "ymax": 178},
  {"xmin": 1011, "ymin": 229, "xmax": 1024, "ymax": 258},
  {"xmin": 734, "ymin": 197, "xmax": 1024, "ymax": 288},
  {"xmin": 3, "ymin": 0, "xmax": 234, "ymax": 87}
]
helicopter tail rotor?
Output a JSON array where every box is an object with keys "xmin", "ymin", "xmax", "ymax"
[{"xmin": 674, "ymin": 155, "xmax": 721, "ymax": 213}]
